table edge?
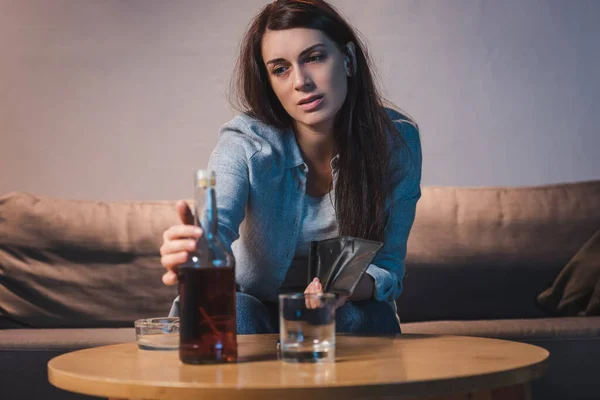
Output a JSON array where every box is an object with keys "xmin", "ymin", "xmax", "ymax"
[{"xmin": 47, "ymin": 334, "xmax": 550, "ymax": 399}]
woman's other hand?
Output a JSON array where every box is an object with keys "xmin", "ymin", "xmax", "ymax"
[
  {"xmin": 304, "ymin": 278, "xmax": 348, "ymax": 309},
  {"xmin": 304, "ymin": 277, "xmax": 323, "ymax": 308},
  {"xmin": 159, "ymin": 200, "xmax": 202, "ymax": 285}
]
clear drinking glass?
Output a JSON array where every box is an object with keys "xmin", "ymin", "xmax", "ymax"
[{"xmin": 279, "ymin": 293, "xmax": 336, "ymax": 363}]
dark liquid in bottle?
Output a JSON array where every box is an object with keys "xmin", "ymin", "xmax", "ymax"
[{"xmin": 178, "ymin": 266, "xmax": 237, "ymax": 364}]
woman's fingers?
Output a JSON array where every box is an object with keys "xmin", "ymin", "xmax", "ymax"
[
  {"xmin": 304, "ymin": 278, "xmax": 319, "ymax": 296},
  {"xmin": 158, "ymin": 202, "xmax": 200, "ymax": 286},
  {"xmin": 304, "ymin": 278, "xmax": 323, "ymax": 309},
  {"xmin": 176, "ymin": 200, "xmax": 195, "ymax": 225},
  {"xmin": 161, "ymin": 252, "xmax": 189, "ymax": 271},
  {"xmin": 162, "ymin": 225, "xmax": 202, "ymax": 242},
  {"xmin": 304, "ymin": 279, "xmax": 314, "ymax": 308},
  {"xmin": 162, "ymin": 270, "xmax": 178, "ymax": 286},
  {"xmin": 160, "ymin": 239, "xmax": 197, "ymax": 257},
  {"xmin": 312, "ymin": 281, "xmax": 323, "ymax": 308}
]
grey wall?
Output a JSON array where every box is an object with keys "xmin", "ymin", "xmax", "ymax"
[{"xmin": 1, "ymin": 0, "xmax": 598, "ymax": 201}]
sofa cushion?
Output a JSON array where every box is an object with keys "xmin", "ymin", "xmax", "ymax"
[
  {"xmin": 397, "ymin": 262, "xmax": 562, "ymax": 322},
  {"xmin": 402, "ymin": 316, "xmax": 600, "ymax": 340},
  {"xmin": 0, "ymin": 192, "xmax": 179, "ymax": 328},
  {"xmin": 537, "ymin": 228, "xmax": 600, "ymax": 316},
  {"xmin": 0, "ymin": 328, "xmax": 136, "ymax": 351},
  {"xmin": 399, "ymin": 180, "xmax": 600, "ymax": 322}
]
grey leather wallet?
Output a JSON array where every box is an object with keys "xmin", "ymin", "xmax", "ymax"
[{"xmin": 307, "ymin": 236, "xmax": 383, "ymax": 296}]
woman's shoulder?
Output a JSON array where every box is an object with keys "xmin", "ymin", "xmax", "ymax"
[
  {"xmin": 384, "ymin": 107, "xmax": 419, "ymax": 140},
  {"xmin": 214, "ymin": 113, "xmax": 292, "ymax": 166},
  {"xmin": 221, "ymin": 113, "xmax": 287, "ymax": 141},
  {"xmin": 383, "ymin": 107, "xmax": 421, "ymax": 156},
  {"xmin": 383, "ymin": 108, "xmax": 422, "ymax": 195},
  {"xmin": 216, "ymin": 113, "xmax": 286, "ymax": 156},
  {"xmin": 384, "ymin": 107, "xmax": 412, "ymax": 123}
]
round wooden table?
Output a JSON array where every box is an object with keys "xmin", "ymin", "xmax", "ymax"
[{"xmin": 48, "ymin": 334, "xmax": 549, "ymax": 400}]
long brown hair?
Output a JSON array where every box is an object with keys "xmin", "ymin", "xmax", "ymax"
[{"xmin": 231, "ymin": 0, "xmax": 411, "ymax": 241}]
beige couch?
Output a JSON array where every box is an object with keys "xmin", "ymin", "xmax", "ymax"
[{"xmin": 1, "ymin": 181, "xmax": 599, "ymax": 399}]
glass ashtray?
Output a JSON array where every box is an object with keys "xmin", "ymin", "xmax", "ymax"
[{"xmin": 134, "ymin": 317, "xmax": 180, "ymax": 351}]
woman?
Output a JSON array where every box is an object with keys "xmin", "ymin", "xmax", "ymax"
[{"xmin": 160, "ymin": 0, "xmax": 422, "ymax": 335}]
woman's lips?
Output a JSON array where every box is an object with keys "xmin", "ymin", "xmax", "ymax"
[{"xmin": 298, "ymin": 96, "xmax": 324, "ymax": 112}]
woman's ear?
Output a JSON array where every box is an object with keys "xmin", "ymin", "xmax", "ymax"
[{"xmin": 344, "ymin": 42, "xmax": 357, "ymax": 77}]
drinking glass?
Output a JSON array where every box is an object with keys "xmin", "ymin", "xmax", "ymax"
[{"xmin": 279, "ymin": 292, "xmax": 336, "ymax": 363}]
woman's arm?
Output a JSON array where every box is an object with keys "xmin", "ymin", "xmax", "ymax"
[
  {"xmin": 349, "ymin": 273, "xmax": 375, "ymax": 301},
  {"xmin": 362, "ymin": 119, "xmax": 422, "ymax": 302},
  {"xmin": 208, "ymin": 118, "xmax": 260, "ymax": 251}
]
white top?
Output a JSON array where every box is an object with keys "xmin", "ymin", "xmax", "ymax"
[{"xmin": 280, "ymin": 191, "xmax": 338, "ymax": 293}]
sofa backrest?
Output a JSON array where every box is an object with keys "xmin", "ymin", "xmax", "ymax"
[
  {"xmin": 398, "ymin": 180, "xmax": 600, "ymax": 322},
  {"xmin": 0, "ymin": 192, "xmax": 179, "ymax": 328},
  {"xmin": 2, "ymin": 180, "xmax": 600, "ymax": 328}
]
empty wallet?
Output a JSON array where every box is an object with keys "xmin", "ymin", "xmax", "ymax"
[{"xmin": 307, "ymin": 236, "xmax": 383, "ymax": 296}]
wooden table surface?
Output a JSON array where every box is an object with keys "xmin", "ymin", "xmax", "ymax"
[{"xmin": 48, "ymin": 334, "xmax": 549, "ymax": 400}]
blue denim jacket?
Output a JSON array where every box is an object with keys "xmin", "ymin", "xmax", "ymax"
[{"xmin": 205, "ymin": 109, "xmax": 422, "ymax": 303}]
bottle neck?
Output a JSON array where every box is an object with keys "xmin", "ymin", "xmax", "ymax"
[
  {"xmin": 191, "ymin": 171, "xmax": 234, "ymax": 268},
  {"xmin": 194, "ymin": 186, "xmax": 218, "ymax": 238}
]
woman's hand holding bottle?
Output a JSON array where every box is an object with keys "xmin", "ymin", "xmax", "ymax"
[{"xmin": 159, "ymin": 200, "xmax": 204, "ymax": 285}]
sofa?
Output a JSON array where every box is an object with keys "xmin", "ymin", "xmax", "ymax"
[{"xmin": 1, "ymin": 180, "xmax": 599, "ymax": 400}]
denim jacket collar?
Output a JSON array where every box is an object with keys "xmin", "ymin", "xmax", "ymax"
[
  {"xmin": 283, "ymin": 125, "xmax": 340, "ymax": 172},
  {"xmin": 283, "ymin": 125, "xmax": 305, "ymax": 169}
]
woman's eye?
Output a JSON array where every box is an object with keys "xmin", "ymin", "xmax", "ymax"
[
  {"xmin": 273, "ymin": 66, "xmax": 288, "ymax": 76},
  {"xmin": 307, "ymin": 54, "xmax": 324, "ymax": 63}
]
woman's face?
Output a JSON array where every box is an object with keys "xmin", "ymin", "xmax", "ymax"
[{"xmin": 261, "ymin": 28, "xmax": 352, "ymax": 132}]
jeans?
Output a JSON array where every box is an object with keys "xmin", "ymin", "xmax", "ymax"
[{"xmin": 235, "ymin": 292, "xmax": 401, "ymax": 335}]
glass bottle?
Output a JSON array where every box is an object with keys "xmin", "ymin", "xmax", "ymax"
[{"xmin": 178, "ymin": 169, "xmax": 237, "ymax": 364}]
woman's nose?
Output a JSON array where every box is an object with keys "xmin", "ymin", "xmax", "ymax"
[{"xmin": 293, "ymin": 67, "xmax": 314, "ymax": 91}]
